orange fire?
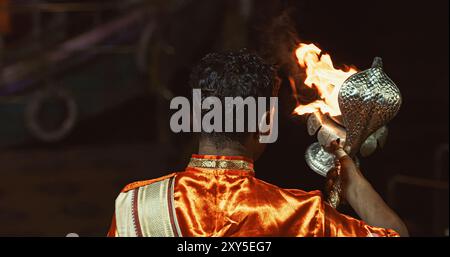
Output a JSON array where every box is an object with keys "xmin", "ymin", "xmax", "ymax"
[{"xmin": 292, "ymin": 43, "xmax": 358, "ymax": 117}]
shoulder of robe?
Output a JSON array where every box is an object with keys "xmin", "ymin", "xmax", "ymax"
[
  {"xmin": 283, "ymin": 187, "xmax": 325, "ymax": 201},
  {"xmin": 120, "ymin": 172, "xmax": 177, "ymax": 193}
]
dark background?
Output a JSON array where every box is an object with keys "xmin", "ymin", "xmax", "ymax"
[{"xmin": 0, "ymin": 0, "xmax": 448, "ymax": 236}]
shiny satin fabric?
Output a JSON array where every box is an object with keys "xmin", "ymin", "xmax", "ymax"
[{"xmin": 108, "ymin": 154, "xmax": 399, "ymax": 237}]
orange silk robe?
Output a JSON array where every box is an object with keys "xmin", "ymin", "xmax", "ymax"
[{"xmin": 108, "ymin": 154, "xmax": 399, "ymax": 237}]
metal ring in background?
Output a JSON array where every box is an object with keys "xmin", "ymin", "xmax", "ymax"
[{"xmin": 25, "ymin": 87, "xmax": 78, "ymax": 142}]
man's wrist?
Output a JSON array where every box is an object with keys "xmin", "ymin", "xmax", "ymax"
[{"xmin": 343, "ymin": 166, "xmax": 367, "ymax": 200}]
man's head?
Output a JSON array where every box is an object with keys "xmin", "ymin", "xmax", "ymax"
[{"xmin": 189, "ymin": 49, "xmax": 279, "ymax": 160}]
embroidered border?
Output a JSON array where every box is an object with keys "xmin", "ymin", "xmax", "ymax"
[
  {"xmin": 188, "ymin": 158, "xmax": 254, "ymax": 172},
  {"xmin": 117, "ymin": 176, "xmax": 181, "ymax": 237},
  {"xmin": 168, "ymin": 176, "xmax": 182, "ymax": 237},
  {"xmin": 131, "ymin": 188, "xmax": 143, "ymax": 237},
  {"xmin": 133, "ymin": 176, "xmax": 180, "ymax": 236}
]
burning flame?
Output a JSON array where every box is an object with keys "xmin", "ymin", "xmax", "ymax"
[{"xmin": 292, "ymin": 43, "xmax": 358, "ymax": 117}]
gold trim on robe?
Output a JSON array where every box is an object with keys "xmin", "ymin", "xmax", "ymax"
[
  {"xmin": 114, "ymin": 175, "xmax": 181, "ymax": 237},
  {"xmin": 188, "ymin": 157, "xmax": 254, "ymax": 172}
]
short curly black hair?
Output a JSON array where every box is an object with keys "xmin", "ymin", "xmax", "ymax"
[{"xmin": 189, "ymin": 49, "xmax": 279, "ymax": 144}]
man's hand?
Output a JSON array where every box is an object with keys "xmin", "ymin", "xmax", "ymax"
[{"xmin": 329, "ymin": 140, "xmax": 409, "ymax": 237}]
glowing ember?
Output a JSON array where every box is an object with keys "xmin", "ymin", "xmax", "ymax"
[{"xmin": 292, "ymin": 43, "xmax": 358, "ymax": 117}]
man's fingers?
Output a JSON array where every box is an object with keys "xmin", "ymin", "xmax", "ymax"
[
  {"xmin": 328, "ymin": 138, "xmax": 340, "ymax": 151},
  {"xmin": 326, "ymin": 139, "xmax": 359, "ymax": 174},
  {"xmin": 335, "ymin": 148, "xmax": 347, "ymax": 159},
  {"xmin": 338, "ymin": 155, "xmax": 358, "ymax": 174}
]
